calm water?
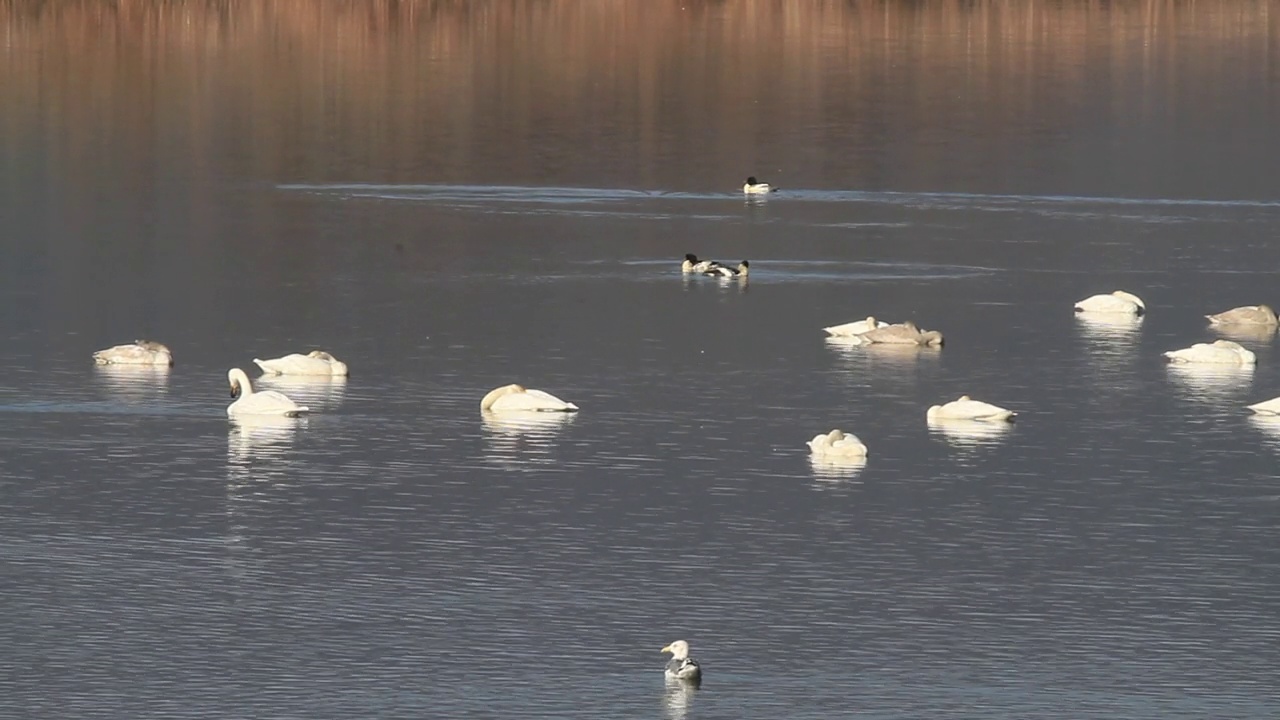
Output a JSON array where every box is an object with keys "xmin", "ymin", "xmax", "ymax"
[{"xmin": 3, "ymin": 2, "xmax": 1280, "ymax": 718}]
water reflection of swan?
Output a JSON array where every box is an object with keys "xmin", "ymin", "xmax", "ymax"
[
  {"xmin": 809, "ymin": 454, "xmax": 867, "ymax": 480},
  {"xmin": 662, "ymin": 678, "xmax": 698, "ymax": 720},
  {"xmin": 928, "ymin": 417, "xmax": 1013, "ymax": 448},
  {"xmin": 228, "ymin": 414, "xmax": 304, "ymax": 463},
  {"xmin": 1074, "ymin": 313, "xmax": 1144, "ymax": 343},
  {"xmin": 256, "ymin": 374, "xmax": 348, "ymax": 410},
  {"xmin": 1165, "ymin": 363, "xmax": 1255, "ymax": 402},
  {"xmin": 1208, "ymin": 324, "xmax": 1278, "ymax": 344},
  {"xmin": 825, "ymin": 336, "xmax": 942, "ymax": 361},
  {"xmin": 92, "ymin": 364, "xmax": 171, "ymax": 402},
  {"xmin": 481, "ymin": 412, "xmax": 575, "ymax": 466},
  {"xmin": 1247, "ymin": 414, "xmax": 1280, "ymax": 447}
]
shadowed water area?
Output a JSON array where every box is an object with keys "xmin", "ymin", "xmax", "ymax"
[{"xmin": 2, "ymin": 1, "xmax": 1279, "ymax": 718}]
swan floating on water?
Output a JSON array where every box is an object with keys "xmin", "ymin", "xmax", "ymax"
[
  {"xmin": 227, "ymin": 368, "xmax": 310, "ymax": 417},
  {"xmin": 853, "ymin": 321, "xmax": 944, "ymax": 346},
  {"xmin": 742, "ymin": 176, "xmax": 775, "ymax": 195},
  {"xmin": 926, "ymin": 395, "xmax": 1015, "ymax": 422},
  {"xmin": 807, "ymin": 429, "xmax": 869, "ymax": 458},
  {"xmin": 1205, "ymin": 304, "xmax": 1278, "ymax": 326},
  {"xmin": 661, "ymin": 640, "xmax": 702, "ymax": 682},
  {"xmin": 1074, "ymin": 291, "xmax": 1145, "ymax": 315},
  {"xmin": 1246, "ymin": 396, "xmax": 1280, "ymax": 415},
  {"xmin": 92, "ymin": 340, "xmax": 173, "ymax": 366},
  {"xmin": 480, "ymin": 383, "xmax": 579, "ymax": 412},
  {"xmin": 1163, "ymin": 339, "xmax": 1256, "ymax": 365},
  {"xmin": 823, "ymin": 316, "xmax": 890, "ymax": 337},
  {"xmin": 254, "ymin": 350, "xmax": 349, "ymax": 376}
]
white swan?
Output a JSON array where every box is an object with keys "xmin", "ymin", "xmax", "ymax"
[
  {"xmin": 854, "ymin": 321, "xmax": 944, "ymax": 346},
  {"xmin": 227, "ymin": 368, "xmax": 310, "ymax": 417},
  {"xmin": 742, "ymin": 176, "xmax": 774, "ymax": 195},
  {"xmin": 92, "ymin": 340, "xmax": 173, "ymax": 366},
  {"xmin": 1205, "ymin": 304, "xmax": 1278, "ymax": 326},
  {"xmin": 1163, "ymin": 339, "xmax": 1256, "ymax": 365},
  {"xmin": 480, "ymin": 383, "xmax": 578, "ymax": 412},
  {"xmin": 926, "ymin": 395, "xmax": 1015, "ymax": 422},
  {"xmin": 1247, "ymin": 396, "xmax": 1280, "ymax": 415},
  {"xmin": 1074, "ymin": 291, "xmax": 1145, "ymax": 315},
  {"xmin": 661, "ymin": 640, "xmax": 702, "ymax": 681},
  {"xmin": 823, "ymin": 316, "xmax": 889, "ymax": 337},
  {"xmin": 254, "ymin": 350, "xmax": 349, "ymax": 376},
  {"xmin": 806, "ymin": 429, "xmax": 869, "ymax": 458}
]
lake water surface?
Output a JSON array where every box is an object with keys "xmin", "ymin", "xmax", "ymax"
[{"xmin": 2, "ymin": 2, "xmax": 1279, "ymax": 718}]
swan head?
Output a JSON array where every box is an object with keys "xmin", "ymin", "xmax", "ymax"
[
  {"xmin": 920, "ymin": 330, "xmax": 945, "ymax": 346},
  {"xmin": 958, "ymin": 395, "xmax": 972, "ymax": 401},
  {"xmin": 308, "ymin": 350, "xmax": 335, "ymax": 361},
  {"xmin": 480, "ymin": 383, "xmax": 527, "ymax": 411},
  {"xmin": 227, "ymin": 368, "xmax": 248, "ymax": 398},
  {"xmin": 1113, "ymin": 291, "xmax": 1145, "ymax": 311},
  {"xmin": 926, "ymin": 405, "xmax": 944, "ymax": 418},
  {"xmin": 661, "ymin": 640, "xmax": 691, "ymax": 660},
  {"xmin": 901, "ymin": 320, "xmax": 919, "ymax": 332}
]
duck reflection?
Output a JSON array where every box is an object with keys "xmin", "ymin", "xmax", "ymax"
[
  {"xmin": 1165, "ymin": 363, "xmax": 1254, "ymax": 404},
  {"xmin": 255, "ymin": 374, "xmax": 348, "ymax": 410},
  {"xmin": 808, "ymin": 454, "xmax": 867, "ymax": 481},
  {"xmin": 482, "ymin": 411, "xmax": 575, "ymax": 467},
  {"xmin": 662, "ymin": 678, "xmax": 698, "ymax": 720},
  {"xmin": 92, "ymin": 364, "xmax": 171, "ymax": 402}
]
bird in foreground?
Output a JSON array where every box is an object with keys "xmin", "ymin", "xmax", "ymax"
[
  {"xmin": 823, "ymin": 316, "xmax": 889, "ymax": 337},
  {"xmin": 703, "ymin": 260, "xmax": 749, "ymax": 278},
  {"xmin": 480, "ymin": 383, "xmax": 579, "ymax": 412},
  {"xmin": 661, "ymin": 640, "xmax": 702, "ymax": 682},
  {"xmin": 227, "ymin": 368, "xmax": 310, "ymax": 417},
  {"xmin": 926, "ymin": 395, "xmax": 1015, "ymax": 422},
  {"xmin": 254, "ymin": 350, "xmax": 349, "ymax": 376},
  {"xmin": 742, "ymin": 176, "xmax": 775, "ymax": 194},
  {"xmin": 1247, "ymin": 396, "xmax": 1280, "ymax": 415},
  {"xmin": 853, "ymin": 320, "xmax": 944, "ymax": 346},
  {"xmin": 93, "ymin": 340, "xmax": 174, "ymax": 366},
  {"xmin": 681, "ymin": 254, "xmax": 719, "ymax": 274},
  {"xmin": 1074, "ymin": 290, "xmax": 1145, "ymax": 315},
  {"xmin": 1163, "ymin": 339, "xmax": 1256, "ymax": 365},
  {"xmin": 807, "ymin": 429, "xmax": 869, "ymax": 458},
  {"xmin": 1205, "ymin": 304, "xmax": 1279, "ymax": 326}
]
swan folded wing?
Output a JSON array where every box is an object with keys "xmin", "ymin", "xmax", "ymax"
[
  {"xmin": 1206, "ymin": 305, "xmax": 1278, "ymax": 326},
  {"xmin": 1247, "ymin": 396, "xmax": 1280, "ymax": 415}
]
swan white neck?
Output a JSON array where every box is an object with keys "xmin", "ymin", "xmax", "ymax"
[{"xmin": 228, "ymin": 368, "xmax": 255, "ymax": 396}]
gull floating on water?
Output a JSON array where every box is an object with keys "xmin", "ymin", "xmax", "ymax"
[
  {"xmin": 227, "ymin": 368, "xmax": 310, "ymax": 417},
  {"xmin": 926, "ymin": 395, "xmax": 1015, "ymax": 422},
  {"xmin": 480, "ymin": 383, "xmax": 579, "ymax": 412},
  {"xmin": 823, "ymin": 316, "xmax": 890, "ymax": 337},
  {"xmin": 661, "ymin": 640, "xmax": 702, "ymax": 682},
  {"xmin": 1074, "ymin": 291, "xmax": 1145, "ymax": 315},
  {"xmin": 254, "ymin": 350, "xmax": 349, "ymax": 376},
  {"xmin": 93, "ymin": 340, "xmax": 173, "ymax": 366},
  {"xmin": 1205, "ymin": 304, "xmax": 1278, "ymax": 326},
  {"xmin": 1163, "ymin": 339, "xmax": 1256, "ymax": 365}
]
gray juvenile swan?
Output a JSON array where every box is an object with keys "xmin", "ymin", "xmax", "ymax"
[
  {"xmin": 855, "ymin": 321, "xmax": 944, "ymax": 346},
  {"xmin": 1205, "ymin": 304, "xmax": 1279, "ymax": 326},
  {"xmin": 93, "ymin": 340, "xmax": 174, "ymax": 366}
]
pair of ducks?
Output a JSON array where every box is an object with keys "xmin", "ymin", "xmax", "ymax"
[{"xmin": 681, "ymin": 254, "xmax": 750, "ymax": 278}]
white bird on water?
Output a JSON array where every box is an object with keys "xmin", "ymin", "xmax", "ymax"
[
  {"xmin": 254, "ymin": 350, "xmax": 349, "ymax": 376},
  {"xmin": 926, "ymin": 395, "xmax": 1015, "ymax": 422},
  {"xmin": 93, "ymin": 340, "xmax": 173, "ymax": 366},
  {"xmin": 661, "ymin": 640, "xmax": 702, "ymax": 682},
  {"xmin": 226, "ymin": 368, "xmax": 310, "ymax": 417},
  {"xmin": 480, "ymin": 384, "xmax": 578, "ymax": 412},
  {"xmin": 1074, "ymin": 290, "xmax": 1145, "ymax": 315},
  {"xmin": 1163, "ymin": 339, "xmax": 1256, "ymax": 365},
  {"xmin": 1205, "ymin": 304, "xmax": 1278, "ymax": 326},
  {"xmin": 823, "ymin": 316, "xmax": 889, "ymax": 337},
  {"xmin": 807, "ymin": 429, "xmax": 869, "ymax": 458}
]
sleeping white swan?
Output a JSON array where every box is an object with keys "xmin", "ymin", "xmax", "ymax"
[
  {"xmin": 1074, "ymin": 291, "xmax": 1145, "ymax": 315},
  {"xmin": 926, "ymin": 395, "xmax": 1015, "ymax": 422},
  {"xmin": 1205, "ymin": 304, "xmax": 1279, "ymax": 326},
  {"xmin": 480, "ymin": 384, "xmax": 578, "ymax": 412},
  {"xmin": 807, "ymin": 429, "xmax": 869, "ymax": 458},
  {"xmin": 823, "ymin": 316, "xmax": 890, "ymax": 337},
  {"xmin": 254, "ymin": 350, "xmax": 349, "ymax": 376},
  {"xmin": 92, "ymin": 340, "xmax": 173, "ymax": 366},
  {"xmin": 1163, "ymin": 339, "xmax": 1256, "ymax": 365},
  {"xmin": 227, "ymin": 368, "xmax": 310, "ymax": 417}
]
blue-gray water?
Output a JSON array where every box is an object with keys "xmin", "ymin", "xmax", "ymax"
[{"xmin": 2, "ymin": 2, "xmax": 1279, "ymax": 718}]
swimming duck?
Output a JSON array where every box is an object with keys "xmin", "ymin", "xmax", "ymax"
[
  {"xmin": 742, "ymin": 176, "xmax": 775, "ymax": 194},
  {"xmin": 1074, "ymin": 291, "xmax": 1145, "ymax": 315},
  {"xmin": 926, "ymin": 395, "xmax": 1015, "ymax": 422},
  {"xmin": 92, "ymin": 340, "xmax": 174, "ymax": 366},
  {"xmin": 1163, "ymin": 339, "xmax": 1256, "ymax": 365},
  {"xmin": 254, "ymin": 350, "xmax": 349, "ymax": 376},
  {"xmin": 681, "ymin": 254, "xmax": 719, "ymax": 274},
  {"xmin": 227, "ymin": 368, "xmax": 310, "ymax": 417},
  {"xmin": 703, "ymin": 261, "xmax": 749, "ymax": 278},
  {"xmin": 823, "ymin": 316, "xmax": 890, "ymax": 337},
  {"xmin": 807, "ymin": 429, "xmax": 869, "ymax": 458},
  {"xmin": 661, "ymin": 640, "xmax": 702, "ymax": 682},
  {"xmin": 480, "ymin": 383, "xmax": 579, "ymax": 412},
  {"xmin": 854, "ymin": 321, "xmax": 944, "ymax": 346},
  {"xmin": 1205, "ymin": 304, "xmax": 1279, "ymax": 326}
]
